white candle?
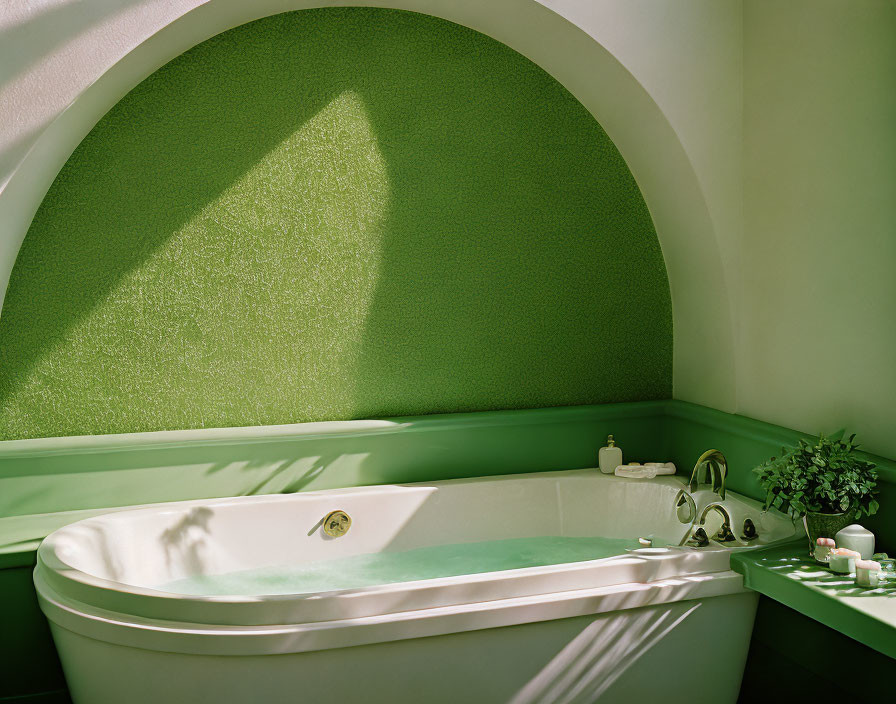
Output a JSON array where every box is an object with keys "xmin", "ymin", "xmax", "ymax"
[
  {"xmin": 828, "ymin": 548, "xmax": 861, "ymax": 574},
  {"xmin": 855, "ymin": 559, "xmax": 882, "ymax": 587},
  {"xmin": 814, "ymin": 537, "xmax": 836, "ymax": 563}
]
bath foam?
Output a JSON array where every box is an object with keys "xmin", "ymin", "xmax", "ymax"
[
  {"xmin": 160, "ymin": 536, "xmax": 645, "ymax": 596},
  {"xmin": 0, "ymin": 8, "xmax": 671, "ymax": 440}
]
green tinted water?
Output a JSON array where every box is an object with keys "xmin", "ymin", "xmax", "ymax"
[{"xmin": 161, "ymin": 536, "xmax": 641, "ymax": 596}]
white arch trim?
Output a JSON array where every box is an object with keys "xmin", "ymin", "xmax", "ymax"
[{"xmin": 0, "ymin": 0, "xmax": 736, "ymax": 411}]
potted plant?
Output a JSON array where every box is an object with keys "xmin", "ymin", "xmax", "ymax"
[{"xmin": 754, "ymin": 432, "xmax": 879, "ymax": 553}]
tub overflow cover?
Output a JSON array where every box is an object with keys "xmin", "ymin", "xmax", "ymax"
[{"xmin": 323, "ymin": 510, "xmax": 352, "ymax": 537}]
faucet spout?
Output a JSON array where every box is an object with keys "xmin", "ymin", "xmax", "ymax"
[{"xmin": 688, "ymin": 449, "xmax": 728, "ymax": 500}]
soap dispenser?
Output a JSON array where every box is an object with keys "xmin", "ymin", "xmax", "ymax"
[{"xmin": 599, "ymin": 435, "xmax": 623, "ymax": 474}]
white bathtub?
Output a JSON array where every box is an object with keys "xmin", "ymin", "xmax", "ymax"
[{"xmin": 34, "ymin": 469, "xmax": 801, "ymax": 703}]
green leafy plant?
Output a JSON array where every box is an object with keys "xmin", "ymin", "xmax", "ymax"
[{"xmin": 754, "ymin": 432, "xmax": 879, "ymax": 518}]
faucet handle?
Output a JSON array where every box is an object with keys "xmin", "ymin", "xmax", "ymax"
[
  {"xmin": 698, "ymin": 503, "xmax": 736, "ymax": 543},
  {"xmin": 674, "ymin": 490, "xmax": 696, "ymax": 524},
  {"xmin": 741, "ymin": 518, "xmax": 758, "ymax": 541},
  {"xmin": 715, "ymin": 522, "xmax": 737, "ymax": 543},
  {"xmin": 686, "ymin": 526, "xmax": 710, "ymax": 547}
]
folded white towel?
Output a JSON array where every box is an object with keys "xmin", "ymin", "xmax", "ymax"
[{"xmin": 614, "ymin": 462, "xmax": 676, "ymax": 478}]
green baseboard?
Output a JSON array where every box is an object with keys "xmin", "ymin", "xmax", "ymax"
[
  {"xmin": 0, "ymin": 401, "xmax": 670, "ymax": 563},
  {"xmin": 2, "ymin": 399, "xmax": 893, "ymax": 565}
]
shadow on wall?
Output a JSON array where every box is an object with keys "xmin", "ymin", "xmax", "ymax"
[
  {"xmin": 0, "ymin": 0, "xmax": 152, "ymax": 182},
  {"xmin": 0, "ymin": 0, "xmax": 150, "ymax": 88},
  {"xmin": 0, "ymin": 8, "xmax": 671, "ymax": 440}
]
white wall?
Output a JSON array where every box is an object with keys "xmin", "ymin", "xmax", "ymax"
[
  {"xmin": 742, "ymin": 0, "xmax": 896, "ymax": 458},
  {"xmin": 546, "ymin": 0, "xmax": 744, "ymax": 345}
]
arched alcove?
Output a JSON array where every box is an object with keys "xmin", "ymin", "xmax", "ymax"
[{"xmin": 0, "ymin": 1, "xmax": 735, "ymax": 438}]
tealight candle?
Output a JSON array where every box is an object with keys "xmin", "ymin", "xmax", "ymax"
[
  {"xmin": 814, "ymin": 537, "xmax": 836, "ymax": 564},
  {"xmin": 828, "ymin": 548, "xmax": 861, "ymax": 574},
  {"xmin": 855, "ymin": 559, "xmax": 882, "ymax": 587}
]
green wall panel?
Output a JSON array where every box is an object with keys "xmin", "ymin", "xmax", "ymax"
[
  {"xmin": 0, "ymin": 402, "xmax": 670, "ymax": 554},
  {"xmin": 3, "ymin": 399, "xmax": 891, "ymax": 560},
  {"xmin": 0, "ymin": 8, "xmax": 670, "ymax": 440}
]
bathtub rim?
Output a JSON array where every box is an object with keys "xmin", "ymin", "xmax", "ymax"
[
  {"xmin": 37, "ymin": 470, "xmax": 695, "ymax": 604},
  {"xmin": 35, "ymin": 565, "xmax": 751, "ymax": 656},
  {"xmin": 33, "ymin": 469, "xmax": 799, "ymax": 627}
]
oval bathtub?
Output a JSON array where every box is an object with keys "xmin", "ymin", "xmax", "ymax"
[{"xmin": 35, "ymin": 469, "xmax": 801, "ymax": 704}]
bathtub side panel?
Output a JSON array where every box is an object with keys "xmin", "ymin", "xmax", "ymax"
[{"xmin": 51, "ymin": 592, "xmax": 757, "ymax": 704}]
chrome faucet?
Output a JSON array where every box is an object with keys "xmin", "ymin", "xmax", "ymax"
[
  {"xmin": 688, "ymin": 449, "xmax": 728, "ymax": 500},
  {"xmin": 698, "ymin": 503, "xmax": 736, "ymax": 543}
]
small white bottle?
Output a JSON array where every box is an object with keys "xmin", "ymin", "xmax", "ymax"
[
  {"xmin": 834, "ymin": 524, "xmax": 875, "ymax": 560},
  {"xmin": 599, "ymin": 435, "xmax": 623, "ymax": 474}
]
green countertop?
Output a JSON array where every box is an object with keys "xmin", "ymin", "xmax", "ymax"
[{"xmin": 731, "ymin": 543, "xmax": 896, "ymax": 660}]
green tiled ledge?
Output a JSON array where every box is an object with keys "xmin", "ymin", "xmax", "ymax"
[{"xmin": 731, "ymin": 544, "xmax": 896, "ymax": 660}]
